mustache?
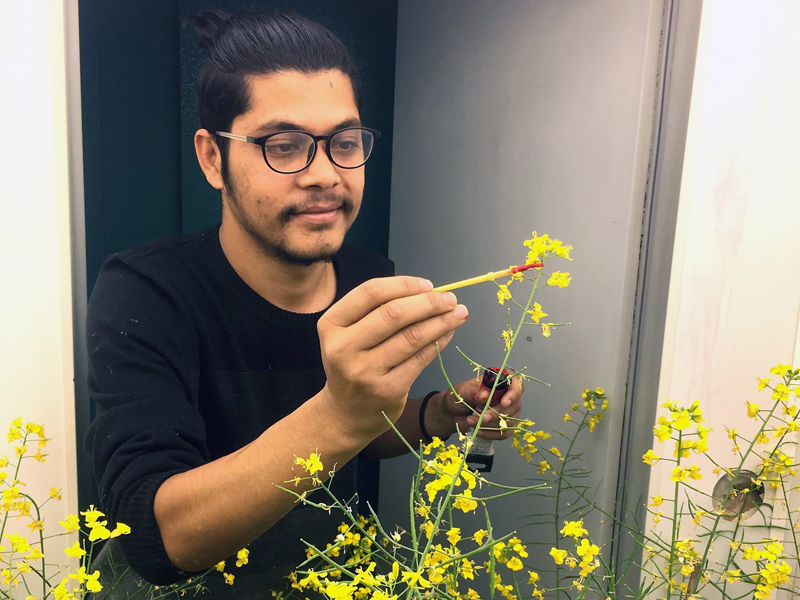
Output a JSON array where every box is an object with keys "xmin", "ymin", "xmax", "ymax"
[{"xmin": 278, "ymin": 194, "xmax": 356, "ymax": 225}]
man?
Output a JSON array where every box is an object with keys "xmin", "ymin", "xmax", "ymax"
[{"xmin": 85, "ymin": 10, "xmax": 522, "ymax": 597}]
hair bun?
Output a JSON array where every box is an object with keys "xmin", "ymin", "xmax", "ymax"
[{"xmin": 188, "ymin": 10, "xmax": 234, "ymax": 51}]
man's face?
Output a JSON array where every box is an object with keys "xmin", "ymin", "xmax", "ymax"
[{"xmin": 220, "ymin": 70, "xmax": 364, "ymax": 266}]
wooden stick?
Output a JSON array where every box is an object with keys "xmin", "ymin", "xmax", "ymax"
[{"xmin": 432, "ymin": 263, "xmax": 543, "ymax": 292}]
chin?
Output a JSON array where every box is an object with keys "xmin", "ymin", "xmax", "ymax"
[{"xmin": 275, "ymin": 238, "xmax": 343, "ymax": 267}]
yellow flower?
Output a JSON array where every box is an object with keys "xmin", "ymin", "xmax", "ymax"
[
  {"xmin": 7, "ymin": 533, "xmax": 31, "ymax": 554},
  {"xmin": 549, "ymin": 548, "xmax": 568, "ymax": 565},
  {"xmin": 642, "ymin": 449, "xmax": 659, "ymax": 465},
  {"xmin": 26, "ymin": 520, "xmax": 44, "ymax": 532},
  {"xmin": 526, "ymin": 303, "xmax": 547, "ymax": 323},
  {"xmin": 770, "ymin": 364, "xmax": 792, "ymax": 377},
  {"xmin": 541, "ymin": 323, "xmax": 552, "ymax": 338},
  {"xmin": 670, "ymin": 467, "xmax": 688, "ymax": 482},
  {"xmin": 500, "ymin": 329, "xmax": 513, "ymax": 350},
  {"xmin": 87, "ymin": 523, "xmax": 112, "ymax": 542},
  {"xmin": 474, "ymin": 529, "xmax": 488, "ymax": 545},
  {"xmin": 653, "ymin": 418, "xmax": 672, "ymax": 442},
  {"xmin": 672, "ymin": 410, "xmax": 692, "ymax": 430},
  {"xmin": 110, "ymin": 523, "xmax": 131, "ymax": 538},
  {"xmin": 757, "ymin": 377, "xmax": 771, "ymax": 391},
  {"xmin": 562, "ymin": 413, "xmax": 571, "ymax": 422},
  {"xmin": 25, "ymin": 547, "xmax": 44, "ymax": 561},
  {"xmin": 59, "ymin": 515, "xmax": 80, "ymax": 532},
  {"xmin": 459, "ymin": 558, "xmax": 476, "ymax": 580},
  {"xmin": 49, "ymin": 487, "xmax": 62, "ymax": 500},
  {"xmin": 215, "ymin": 561, "xmax": 225, "ymax": 572},
  {"xmin": 528, "ymin": 571, "xmax": 540, "ymax": 584},
  {"xmin": 547, "ymin": 271, "xmax": 571, "ymax": 288},
  {"xmin": 65, "ymin": 541, "xmax": 86, "ymax": 558},
  {"xmin": 506, "ymin": 557, "xmax": 523, "ymax": 571},
  {"xmin": 559, "ymin": 520, "xmax": 587, "ymax": 538},
  {"xmin": 421, "ymin": 520, "xmax": 434, "ymax": 539},
  {"xmin": 298, "ymin": 452, "xmax": 323, "ymax": 475},
  {"xmin": 773, "ymin": 383, "xmax": 791, "ymax": 401},
  {"xmin": 85, "ymin": 570, "xmax": 103, "ymax": 594},
  {"xmin": 81, "ymin": 505, "xmax": 104, "ymax": 524},
  {"xmin": 224, "ymin": 573, "xmax": 235, "ymax": 585},
  {"xmin": 497, "ymin": 285, "xmax": 512, "ymax": 305},
  {"xmin": 236, "ymin": 548, "xmax": 249, "ymax": 567},
  {"xmin": 401, "ymin": 570, "xmax": 431, "ymax": 589},
  {"xmin": 747, "ymin": 402, "xmax": 760, "ymax": 418},
  {"xmin": 447, "ymin": 527, "xmax": 461, "ymax": 545},
  {"xmin": 649, "ymin": 495, "xmax": 663, "ymax": 507},
  {"xmin": 453, "ymin": 489, "xmax": 478, "ymax": 513}
]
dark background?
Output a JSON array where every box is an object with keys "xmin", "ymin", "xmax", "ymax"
[{"xmin": 78, "ymin": 0, "xmax": 399, "ymax": 512}]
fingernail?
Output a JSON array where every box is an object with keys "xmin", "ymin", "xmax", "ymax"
[
  {"xmin": 442, "ymin": 291, "xmax": 457, "ymax": 306},
  {"xmin": 453, "ymin": 304, "xmax": 468, "ymax": 319},
  {"xmin": 419, "ymin": 279, "xmax": 433, "ymax": 292}
]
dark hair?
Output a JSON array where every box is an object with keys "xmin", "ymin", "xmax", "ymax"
[{"xmin": 189, "ymin": 9, "xmax": 361, "ymax": 178}]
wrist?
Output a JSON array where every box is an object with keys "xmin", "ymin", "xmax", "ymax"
[
  {"xmin": 421, "ymin": 391, "xmax": 455, "ymax": 442},
  {"xmin": 308, "ymin": 386, "xmax": 372, "ymax": 453}
]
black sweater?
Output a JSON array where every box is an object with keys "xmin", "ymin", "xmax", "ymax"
[{"xmin": 85, "ymin": 225, "xmax": 393, "ymax": 595}]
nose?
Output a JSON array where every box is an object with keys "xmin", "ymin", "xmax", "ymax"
[{"xmin": 298, "ymin": 141, "xmax": 340, "ymax": 189}]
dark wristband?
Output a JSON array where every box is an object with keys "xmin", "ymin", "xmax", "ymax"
[{"xmin": 419, "ymin": 391, "xmax": 440, "ymax": 443}]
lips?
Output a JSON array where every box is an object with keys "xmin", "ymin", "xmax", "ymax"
[
  {"xmin": 295, "ymin": 202, "xmax": 343, "ymax": 215},
  {"xmin": 291, "ymin": 202, "xmax": 343, "ymax": 225}
]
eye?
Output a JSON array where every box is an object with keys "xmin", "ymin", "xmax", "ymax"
[
  {"xmin": 265, "ymin": 141, "xmax": 302, "ymax": 156},
  {"xmin": 331, "ymin": 136, "xmax": 360, "ymax": 153}
]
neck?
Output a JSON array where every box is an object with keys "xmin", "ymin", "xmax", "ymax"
[{"xmin": 219, "ymin": 220, "xmax": 337, "ymax": 314}]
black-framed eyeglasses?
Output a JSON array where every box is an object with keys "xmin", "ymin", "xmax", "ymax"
[{"xmin": 214, "ymin": 127, "xmax": 380, "ymax": 174}]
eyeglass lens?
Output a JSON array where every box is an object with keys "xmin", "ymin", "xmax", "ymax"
[{"xmin": 263, "ymin": 129, "xmax": 375, "ymax": 173}]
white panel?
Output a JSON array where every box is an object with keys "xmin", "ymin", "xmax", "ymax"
[
  {"xmin": 384, "ymin": 0, "xmax": 665, "ymax": 568},
  {"xmin": 0, "ymin": 0, "xmax": 79, "ymax": 557},
  {"xmin": 649, "ymin": 0, "xmax": 800, "ymax": 591}
]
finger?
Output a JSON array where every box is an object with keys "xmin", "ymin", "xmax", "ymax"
[
  {"xmin": 350, "ymin": 290, "xmax": 462, "ymax": 350},
  {"xmin": 497, "ymin": 375, "xmax": 524, "ymax": 410},
  {"xmin": 382, "ymin": 328, "xmax": 459, "ymax": 388},
  {"xmin": 369, "ymin": 303, "xmax": 468, "ymax": 371},
  {"xmin": 321, "ymin": 276, "xmax": 433, "ymax": 328}
]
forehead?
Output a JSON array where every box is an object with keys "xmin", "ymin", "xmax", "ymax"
[{"xmin": 237, "ymin": 70, "xmax": 359, "ymax": 133}]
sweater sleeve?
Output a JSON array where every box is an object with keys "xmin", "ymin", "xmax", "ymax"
[{"xmin": 84, "ymin": 255, "xmax": 206, "ymax": 584}]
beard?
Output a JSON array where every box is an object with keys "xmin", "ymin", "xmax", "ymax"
[{"xmin": 224, "ymin": 176, "xmax": 357, "ymax": 267}]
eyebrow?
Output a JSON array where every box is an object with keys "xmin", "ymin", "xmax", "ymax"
[{"xmin": 251, "ymin": 118, "xmax": 362, "ymax": 135}]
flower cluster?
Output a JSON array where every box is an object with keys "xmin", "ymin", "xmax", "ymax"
[
  {"xmin": 646, "ymin": 399, "xmax": 709, "ymax": 489},
  {"xmin": 638, "ymin": 364, "xmax": 800, "ymax": 599},
  {"xmin": 2, "ymin": 418, "xmax": 247, "ymax": 599},
  {"xmin": 549, "ymin": 520, "xmax": 601, "ymax": 590},
  {"xmin": 420, "ymin": 438, "xmax": 480, "ymax": 516},
  {"xmin": 495, "ymin": 232, "xmax": 572, "ymax": 343},
  {"xmin": 1, "ymin": 418, "xmax": 131, "ymax": 599},
  {"xmin": 511, "ymin": 388, "xmax": 607, "ymax": 467}
]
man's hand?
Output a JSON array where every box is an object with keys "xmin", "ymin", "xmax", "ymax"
[
  {"xmin": 432, "ymin": 375, "xmax": 524, "ymax": 440},
  {"xmin": 316, "ymin": 276, "xmax": 469, "ymax": 443}
]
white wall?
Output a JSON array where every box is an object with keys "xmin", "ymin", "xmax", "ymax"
[
  {"xmin": 384, "ymin": 0, "xmax": 667, "ymax": 570},
  {"xmin": 648, "ymin": 0, "xmax": 800, "ymax": 594},
  {"xmin": 0, "ymin": 0, "xmax": 79, "ymax": 563}
]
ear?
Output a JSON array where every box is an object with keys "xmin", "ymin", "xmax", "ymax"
[{"xmin": 195, "ymin": 129, "xmax": 224, "ymax": 190}]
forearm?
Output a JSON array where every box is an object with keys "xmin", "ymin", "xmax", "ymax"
[
  {"xmin": 361, "ymin": 392, "xmax": 455, "ymax": 459},
  {"xmin": 154, "ymin": 393, "xmax": 364, "ymax": 572}
]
